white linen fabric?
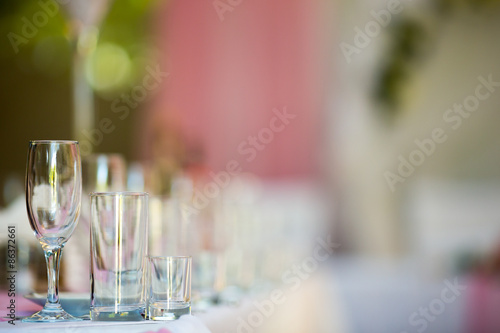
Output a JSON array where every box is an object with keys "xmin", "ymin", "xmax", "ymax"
[{"xmin": 0, "ymin": 315, "xmax": 211, "ymax": 333}]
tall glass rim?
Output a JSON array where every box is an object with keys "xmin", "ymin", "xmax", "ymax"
[
  {"xmin": 29, "ymin": 140, "xmax": 79, "ymax": 144},
  {"xmin": 90, "ymin": 191, "xmax": 148, "ymax": 197}
]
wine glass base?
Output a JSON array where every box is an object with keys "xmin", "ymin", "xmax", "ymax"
[{"xmin": 22, "ymin": 308, "xmax": 83, "ymax": 322}]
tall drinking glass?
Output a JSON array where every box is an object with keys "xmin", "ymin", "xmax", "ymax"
[
  {"xmin": 24, "ymin": 140, "xmax": 82, "ymax": 322},
  {"xmin": 90, "ymin": 192, "xmax": 148, "ymax": 321}
]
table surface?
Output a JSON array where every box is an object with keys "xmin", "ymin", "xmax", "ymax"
[
  {"xmin": 4, "ymin": 258, "xmax": 491, "ymax": 333},
  {"xmin": 0, "ymin": 295, "xmax": 211, "ymax": 333}
]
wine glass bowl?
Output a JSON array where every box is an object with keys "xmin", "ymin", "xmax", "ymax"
[{"xmin": 23, "ymin": 140, "xmax": 83, "ymax": 322}]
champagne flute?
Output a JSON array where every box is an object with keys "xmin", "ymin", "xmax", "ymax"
[{"xmin": 23, "ymin": 140, "xmax": 82, "ymax": 322}]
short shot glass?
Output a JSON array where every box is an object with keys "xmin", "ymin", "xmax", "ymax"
[{"xmin": 145, "ymin": 256, "xmax": 192, "ymax": 320}]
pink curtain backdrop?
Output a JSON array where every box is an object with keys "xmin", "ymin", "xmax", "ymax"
[{"xmin": 140, "ymin": 0, "xmax": 328, "ymax": 179}]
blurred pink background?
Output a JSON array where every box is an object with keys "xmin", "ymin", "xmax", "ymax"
[{"xmin": 141, "ymin": 0, "xmax": 330, "ymax": 179}]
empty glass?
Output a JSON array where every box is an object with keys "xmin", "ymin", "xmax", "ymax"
[
  {"xmin": 148, "ymin": 196, "xmax": 181, "ymax": 257},
  {"xmin": 146, "ymin": 256, "xmax": 192, "ymax": 320},
  {"xmin": 90, "ymin": 192, "xmax": 148, "ymax": 321},
  {"xmin": 65, "ymin": 153, "xmax": 127, "ymax": 293},
  {"xmin": 82, "ymin": 154, "xmax": 127, "ymax": 195},
  {"xmin": 24, "ymin": 140, "xmax": 82, "ymax": 322}
]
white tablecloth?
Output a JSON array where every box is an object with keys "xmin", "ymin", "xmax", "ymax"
[{"xmin": 0, "ymin": 315, "xmax": 211, "ymax": 333}]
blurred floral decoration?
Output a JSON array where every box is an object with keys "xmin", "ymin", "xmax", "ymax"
[
  {"xmin": 374, "ymin": 0, "xmax": 500, "ymax": 117},
  {"xmin": 0, "ymin": 0, "xmax": 161, "ymax": 98}
]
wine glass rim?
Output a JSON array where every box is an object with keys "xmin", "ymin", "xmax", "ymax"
[
  {"xmin": 90, "ymin": 191, "xmax": 149, "ymax": 197},
  {"xmin": 30, "ymin": 140, "xmax": 79, "ymax": 144}
]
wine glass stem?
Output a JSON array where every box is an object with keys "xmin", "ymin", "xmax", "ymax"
[{"xmin": 44, "ymin": 247, "xmax": 62, "ymax": 306}]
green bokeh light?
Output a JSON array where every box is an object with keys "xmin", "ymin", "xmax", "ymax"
[{"xmin": 85, "ymin": 42, "xmax": 132, "ymax": 93}]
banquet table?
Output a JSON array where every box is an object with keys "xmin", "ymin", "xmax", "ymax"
[
  {"xmin": 4, "ymin": 257, "xmax": 488, "ymax": 333},
  {"xmin": 0, "ymin": 295, "xmax": 212, "ymax": 333}
]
